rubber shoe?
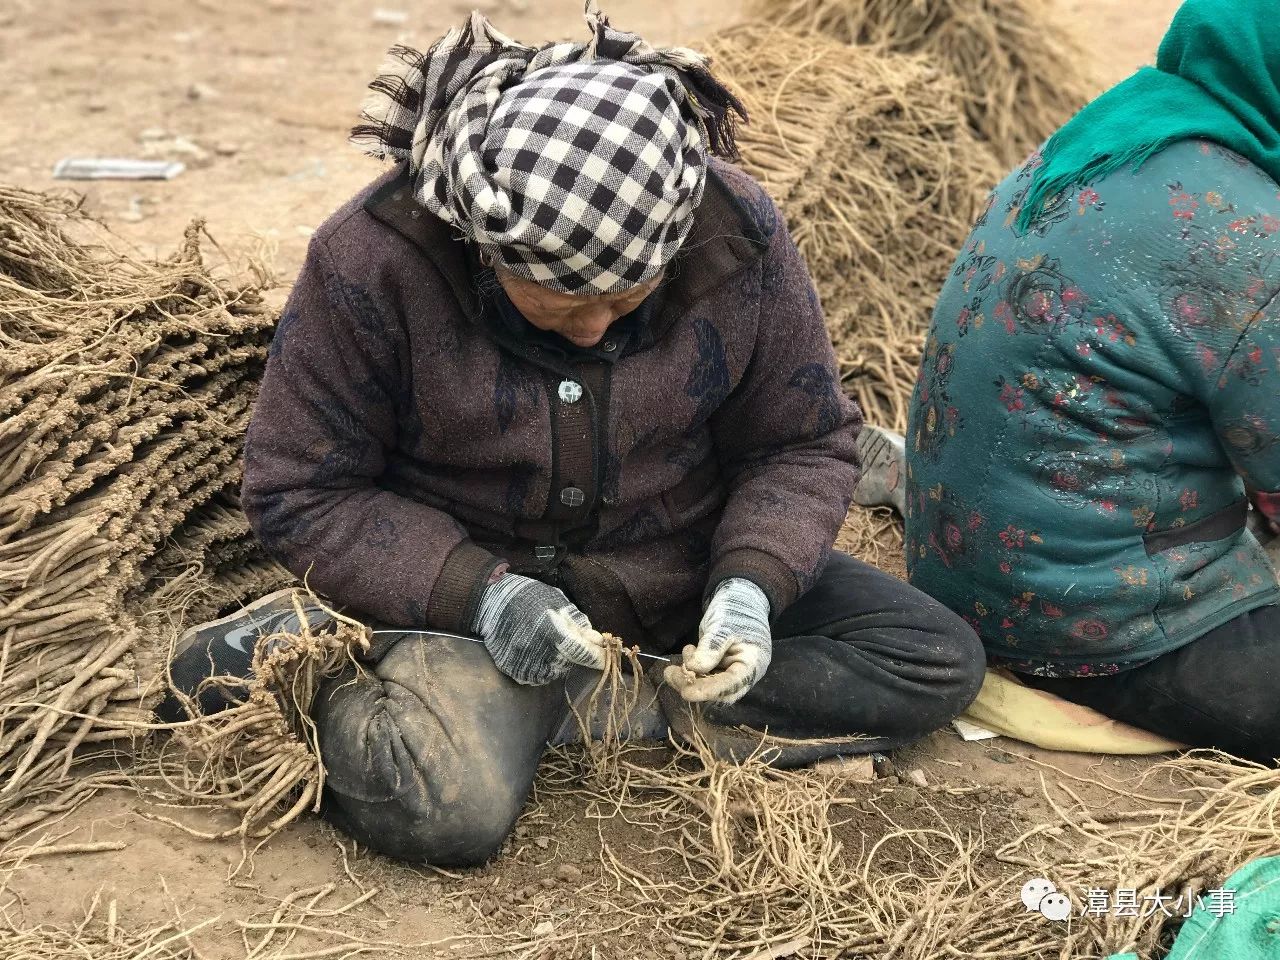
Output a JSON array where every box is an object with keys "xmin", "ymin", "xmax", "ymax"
[
  {"xmin": 156, "ymin": 588, "xmax": 335, "ymax": 722},
  {"xmin": 852, "ymin": 425, "xmax": 907, "ymax": 515}
]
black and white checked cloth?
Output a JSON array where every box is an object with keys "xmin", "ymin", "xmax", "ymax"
[{"xmin": 351, "ymin": 5, "xmax": 745, "ymax": 295}]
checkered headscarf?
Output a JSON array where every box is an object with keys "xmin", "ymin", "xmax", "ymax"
[{"xmin": 350, "ymin": 4, "xmax": 746, "ymax": 295}]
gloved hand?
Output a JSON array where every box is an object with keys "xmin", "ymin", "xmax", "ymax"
[
  {"xmin": 472, "ymin": 573, "xmax": 608, "ymax": 685},
  {"xmin": 664, "ymin": 578, "xmax": 772, "ymax": 705}
]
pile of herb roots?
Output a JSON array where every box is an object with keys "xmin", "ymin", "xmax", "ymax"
[{"xmin": 0, "ymin": 186, "xmax": 290, "ymax": 839}]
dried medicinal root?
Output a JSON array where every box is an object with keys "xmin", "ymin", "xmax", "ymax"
[
  {"xmin": 998, "ymin": 752, "xmax": 1280, "ymax": 958},
  {"xmin": 706, "ymin": 25, "xmax": 999, "ymax": 436},
  {"xmin": 0, "ymin": 894, "xmax": 216, "ymax": 960},
  {"xmin": 0, "ymin": 185, "xmax": 288, "ymax": 838},
  {"xmin": 146, "ymin": 592, "xmax": 365, "ymax": 849},
  {"xmin": 543, "ymin": 694, "xmax": 1280, "ymax": 959},
  {"xmin": 835, "ymin": 503, "xmax": 907, "ymax": 580},
  {"xmin": 532, "ymin": 631, "xmax": 1280, "ymax": 956},
  {"xmin": 753, "ymin": 0, "xmax": 1098, "ymax": 167},
  {"xmin": 707, "ymin": 27, "xmax": 998, "ymax": 569},
  {"xmin": 563, "ymin": 633, "xmax": 647, "ymax": 793}
]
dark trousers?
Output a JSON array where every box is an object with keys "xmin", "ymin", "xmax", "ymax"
[
  {"xmin": 1021, "ymin": 605, "xmax": 1280, "ymax": 765},
  {"xmin": 314, "ymin": 552, "xmax": 984, "ymax": 866}
]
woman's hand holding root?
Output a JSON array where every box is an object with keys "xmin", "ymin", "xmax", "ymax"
[
  {"xmin": 665, "ymin": 578, "xmax": 772, "ymax": 705},
  {"xmin": 473, "ymin": 573, "xmax": 609, "ymax": 685}
]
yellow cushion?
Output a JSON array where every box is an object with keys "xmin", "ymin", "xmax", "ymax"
[{"xmin": 960, "ymin": 669, "xmax": 1186, "ymax": 755}]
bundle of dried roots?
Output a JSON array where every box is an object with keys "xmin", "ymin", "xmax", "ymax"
[
  {"xmin": 708, "ymin": 25, "xmax": 996, "ymax": 565},
  {"xmin": 707, "ymin": 25, "xmax": 998, "ymax": 435},
  {"xmin": 0, "ymin": 185, "xmax": 289, "ymax": 839},
  {"xmin": 147, "ymin": 593, "xmax": 365, "ymax": 849},
  {"xmin": 753, "ymin": 0, "xmax": 1098, "ymax": 167},
  {"xmin": 835, "ymin": 504, "xmax": 906, "ymax": 580}
]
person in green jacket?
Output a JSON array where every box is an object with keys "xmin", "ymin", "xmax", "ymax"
[{"xmin": 858, "ymin": 0, "xmax": 1280, "ymax": 762}]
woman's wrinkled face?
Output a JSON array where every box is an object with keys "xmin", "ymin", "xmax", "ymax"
[{"xmin": 495, "ymin": 267, "xmax": 663, "ymax": 348}]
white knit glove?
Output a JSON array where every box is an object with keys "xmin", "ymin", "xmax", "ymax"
[
  {"xmin": 664, "ymin": 578, "xmax": 772, "ymax": 705},
  {"xmin": 472, "ymin": 573, "xmax": 608, "ymax": 685}
]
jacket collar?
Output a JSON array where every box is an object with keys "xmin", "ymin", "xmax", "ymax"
[
  {"xmin": 362, "ymin": 163, "xmax": 767, "ymax": 339},
  {"xmin": 363, "ymin": 168, "xmax": 483, "ymax": 321}
]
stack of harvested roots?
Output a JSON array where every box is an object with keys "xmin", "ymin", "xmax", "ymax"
[
  {"xmin": 754, "ymin": 0, "xmax": 1098, "ymax": 167},
  {"xmin": 0, "ymin": 186, "xmax": 290, "ymax": 836},
  {"xmin": 707, "ymin": 24, "xmax": 998, "ymax": 434},
  {"xmin": 148, "ymin": 593, "xmax": 364, "ymax": 852},
  {"xmin": 707, "ymin": 24, "xmax": 998, "ymax": 558},
  {"xmin": 545, "ymin": 680, "xmax": 1280, "ymax": 957}
]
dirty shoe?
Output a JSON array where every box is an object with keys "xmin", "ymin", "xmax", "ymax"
[
  {"xmin": 852, "ymin": 425, "xmax": 907, "ymax": 515},
  {"xmin": 156, "ymin": 588, "xmax": 335, "ymax": 722},
  {"xmin": 550, "ymin": 663, "xmax": 669, "ymax": 746}
]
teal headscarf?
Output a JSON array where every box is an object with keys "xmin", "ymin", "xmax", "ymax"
[{"xmin": 1017, "ymin": 0, "xmax": 1280, "ymax": 232}]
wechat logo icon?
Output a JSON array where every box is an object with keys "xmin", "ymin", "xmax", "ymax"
[{"xmin": 1022, "ymin": 878, "xmax": 1072, "ymax": 922}]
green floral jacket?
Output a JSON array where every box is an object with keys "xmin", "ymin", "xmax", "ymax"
[{"xmin": 905, "ymin": 140, "xmax": 1280, "ymax": 675}]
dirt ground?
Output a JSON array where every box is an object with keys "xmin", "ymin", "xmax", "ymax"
[
  {"xmin": 0, "ymin": 0, "xmax": 1178, "ymax": 290},
  {"xmin": 1, "ymin": 0, "xmax": 1187, "ymax": 957}
]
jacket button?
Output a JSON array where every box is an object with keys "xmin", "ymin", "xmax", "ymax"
[
  {"xmin": 601, "ymin": 339, "xmax": 617, "ymax": 353},
  {"xmin": 558, "ymin": 380, "xmax": 583, "ymax": 403},
  {"xmin": 560, "ymin": 487, "xmax": 586, "ymax": 508}
]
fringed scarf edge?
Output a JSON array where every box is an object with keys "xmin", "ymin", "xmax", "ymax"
[
  {"xmin": 1015, "ymin": 137, "xmax": 1180, "ymax": 233},
  {"xmin": 348, "ymin": 3, "xmax": 748, "ymax": 165}
]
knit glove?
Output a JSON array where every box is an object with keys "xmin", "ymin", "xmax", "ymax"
[
  {"xmin": 472, "ymin": 573, "xmax": 608, "ymax": 686},
  {"xmin": 664, "ymin": 578, "xmax": 772, "ymax": 705}
]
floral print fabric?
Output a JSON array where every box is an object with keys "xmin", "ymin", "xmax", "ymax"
[{"xmin": 906, "ymin": 140, "xmax": 1280, "ymax": 675}]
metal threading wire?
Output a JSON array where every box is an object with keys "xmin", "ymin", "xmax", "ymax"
[{"xmin": 368, "ymin": 629, "xmax": 671, "ymax": 663}]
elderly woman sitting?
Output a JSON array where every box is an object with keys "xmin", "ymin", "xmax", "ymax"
[{"xmin": 162, "ymin": 6, "xmax": 983, "ymax": 866}]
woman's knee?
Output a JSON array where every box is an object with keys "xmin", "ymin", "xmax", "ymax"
[
  {"xmin": 905, "ymin": 604, "xmax": 988, "ymax": 728},
  {"xmin": 323, "ymin": 773, "xmax": 525, "ymax": 867},
  {"xmin": 313, "ymin": 667, "xmax": 532, "ymax": 866}
]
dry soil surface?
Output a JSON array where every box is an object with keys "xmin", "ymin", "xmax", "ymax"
[
  {"xmin": 1, "ymin": 0, "xmax": 1186, "ymax": 957},
  {"xmin": 0, "ymin": 0, "xmax": 1178, "ymax": 289}
]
